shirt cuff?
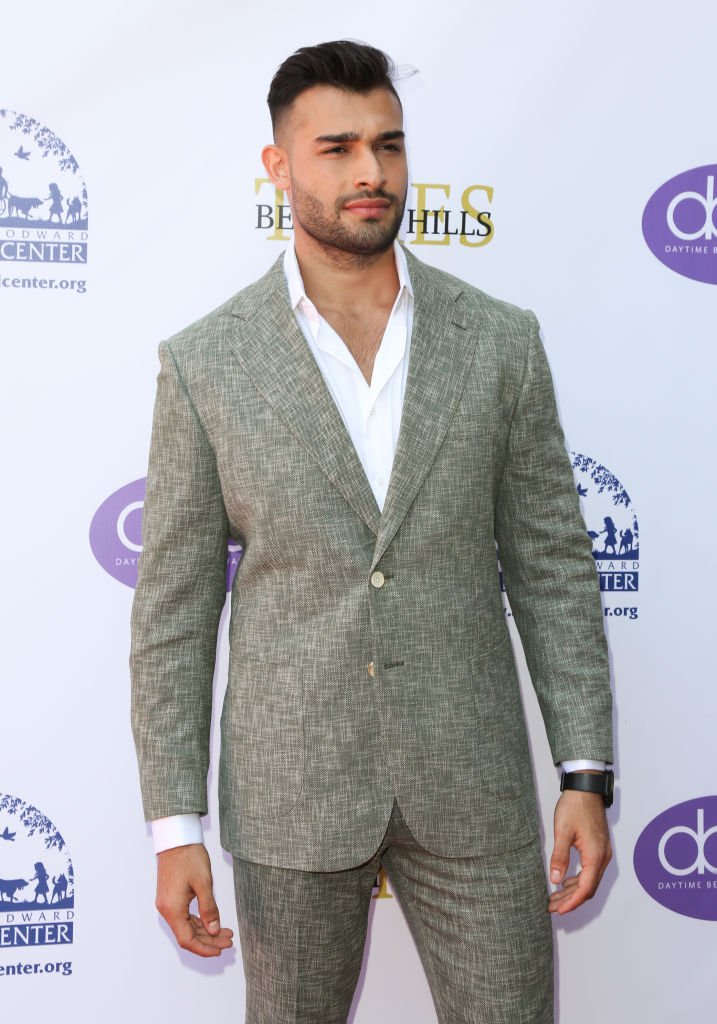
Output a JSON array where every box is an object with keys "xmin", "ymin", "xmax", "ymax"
[
  {"xmin": 560, "ymin": 759, "xmax": 609, "ymax": 773},
  {"xmin": 151, "ymin": 813, "xmax": 204, "ymax": 854}
]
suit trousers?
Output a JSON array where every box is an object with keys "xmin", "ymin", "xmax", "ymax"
[{"xmin": 231, "ymin": 798, "xmax": 553, "ymax": 1024}]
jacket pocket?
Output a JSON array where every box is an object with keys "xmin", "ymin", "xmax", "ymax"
[
  {"xmin": 221, "ymin": 657, "xmax": 304, "ymax": 816},
  {"xmin": 470, "ymin": 634, "xmax": 532, "ymax": 801}
]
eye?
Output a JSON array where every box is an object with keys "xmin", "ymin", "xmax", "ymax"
[{"xmin": 323, "ymin": 146, "xmax": 347, "ymax": 154}]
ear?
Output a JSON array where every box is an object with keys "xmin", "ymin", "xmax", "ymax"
[{"xmin": 261, "ymin": 144, "xmax": 291, "ymax": 191}]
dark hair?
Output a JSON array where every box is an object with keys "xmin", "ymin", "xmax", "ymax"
[{"xmin": 268, "ymin": 40, "xmax": 400, "ymax": 137}]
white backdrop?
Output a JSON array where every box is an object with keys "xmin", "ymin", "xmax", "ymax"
[{"xmin": 2, "ymin": 2, "xmax": 716, "ymax": 1020}]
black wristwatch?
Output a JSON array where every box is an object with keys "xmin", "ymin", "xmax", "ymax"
[{"xmin": 560, "ymin": 770, "xmax": 614, "ymax": 808}]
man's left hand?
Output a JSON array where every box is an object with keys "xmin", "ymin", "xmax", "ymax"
[{"xmin": 548, "ymin": 787, "xmax": 612, "ymax": 915}]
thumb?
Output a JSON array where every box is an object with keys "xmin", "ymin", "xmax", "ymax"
[
  {"xmin": 195, "ymin": 875, "xmax": 221, "ymax": 935},
  {"xmin": 550, "ymin": 828, "xmax": 571, "ymax": 885}
]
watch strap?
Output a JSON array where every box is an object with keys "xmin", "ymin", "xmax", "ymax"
[{"xmin": 560, "ymin": 770, "xmax": 614, "ymax": 808}]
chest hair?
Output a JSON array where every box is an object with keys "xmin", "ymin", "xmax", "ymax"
[{"xmin": 322, "ymin": 307, "xmax": 391, "ymax": 385}]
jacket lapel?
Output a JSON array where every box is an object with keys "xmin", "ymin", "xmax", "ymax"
[
  {"xmin": 226, "ymin": 250, "xmax": 479, "ymax": 562},
  {"xmin": 370, "ymin": 251, "xmax": 478, "ymax": 571},
  {"xmin": 227, "ymin": 256, "xmax": 381, "ymax": 535}
]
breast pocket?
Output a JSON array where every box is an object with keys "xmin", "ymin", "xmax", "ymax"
[
  {"xmin": 449, "ymin": 403, "xmax": 506, "ymax": 434},
  {"xmin": 221, "ymin": 658, "xmax": 304, "ymax": 816}
]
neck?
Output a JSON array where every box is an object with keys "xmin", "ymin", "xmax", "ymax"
[{"xmin": 293, "ymin": 230, "xmax": 400, "ymax": 314}]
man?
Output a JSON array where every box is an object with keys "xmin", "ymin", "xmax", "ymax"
[{"xmin": 131, "ymin": 40, "xmax": 613, "ymax": 1024}]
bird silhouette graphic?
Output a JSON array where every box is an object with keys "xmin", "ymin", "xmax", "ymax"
[
  {"xmin": 1, "ymin": 826, "xmax": 17, "ymax": 841},
  {"xmin": 576, "ymin": 483, "xmax": 588, "ymax": 497},
  {"xmin": 14, "ymin": 146, "xmax": 31, "ymax": 160}
]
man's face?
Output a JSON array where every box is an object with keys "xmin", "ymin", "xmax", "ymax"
[{"xmin": 270, "ymin": 85, "xmax": 408, "ymax": 257}]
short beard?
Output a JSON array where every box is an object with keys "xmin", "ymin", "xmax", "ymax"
[{"xmin": 290, "ymin": 179, "xmax": 406, "ymax": 265}]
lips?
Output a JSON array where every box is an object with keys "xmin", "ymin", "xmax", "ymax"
[{"xmin": 344, "ymin": 198, "xmax": 390, "ymax": 212}]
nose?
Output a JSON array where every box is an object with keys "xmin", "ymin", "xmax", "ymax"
[{"xmin": 353, "ymin": 146, "xmax": 386, "ymax": 192}]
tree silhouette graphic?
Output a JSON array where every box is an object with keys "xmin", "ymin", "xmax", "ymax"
[
  {"xmin": 0, "ymin": 792, "xmax": 68, "ymax": 853},
  {"xmin": 0, "ymin": 792, "xmax": 75, "ymax": 908},
  {"xmin": 0, "ymin": 110, "xmax": 78, "ymax": 173},
  {"xmin": 0, "ymin": 109, "xmax": 88, "ymax": 223},
  {"xmin": 571, "ymin": 452, "xmax": 640, "ymax": 549}
]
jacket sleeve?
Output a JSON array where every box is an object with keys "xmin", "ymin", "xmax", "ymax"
[
  {"xmin": 494, "ymin": 312, "xmax": 613, "ymax": 765},
  {"xmin": 130, "ymin": 341, "xmax": 230, "ymax": 821}
]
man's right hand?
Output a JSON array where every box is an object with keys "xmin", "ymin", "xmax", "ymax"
[{"xmin": 155, "ymin": 843, "xmax": 234, "ymax": 957}]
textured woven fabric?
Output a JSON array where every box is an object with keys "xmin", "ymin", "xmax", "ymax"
[
  {"xmin": 232, "ymin": 798, "xmax": 552, "ymax": 1024},
  {"xmin": 130, "ymin": 246, "xmax": 613, "ymax": 870}
]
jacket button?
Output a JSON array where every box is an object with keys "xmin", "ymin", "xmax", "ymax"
[
  {"xmin": 370, "ymin": 571, "xmax": 385, "ymax": 589},
  {"xmin": 367, "ymin": 661, "xmax": 375, "ymax": 678}
]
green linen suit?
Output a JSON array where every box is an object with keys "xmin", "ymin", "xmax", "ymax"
[{"xmin": 130, "ymin": 247, "xmax": 613, "ymax": 873}]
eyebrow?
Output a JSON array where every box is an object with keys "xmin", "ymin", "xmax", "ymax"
[{"xmin": 314, "ymin": 130, "xmax": 405, "ymax": 144}]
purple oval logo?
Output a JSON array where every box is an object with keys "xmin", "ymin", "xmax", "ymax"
[
  {"xmin": 89, "ymin": 478, "xmax": 146, "ymax": 587},
  {"xmin": 89, "ymin": 478, "xmax": 242, "ymax": 589},
  {"xmin": 633, "ymin": 796, "xmax": 717, "ymax": 920},
  {"xmin": 642, "ymin": 165, "xmax": 717, "ymax": 285}
]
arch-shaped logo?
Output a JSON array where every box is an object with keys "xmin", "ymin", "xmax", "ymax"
[
  {"xmin": 571, "ymin": 452, "xmax": 639, "ymax": 619},
  {"xmin": 90, "ymin": 478, "xmax": 242, "ymax": 590},
  {"xmin": 0, "ymin": 109, "xmax": 88, "ymax": 273},
  {"xmin": 634, "ymin": 796, "xmax": 717, "ymax": 920},
  {"xmin": 0, "ymin": 792, "xmax": 75, "ymax": 949},
  {"xmin": 642, "ymin": 165, "xmax": 717, "ymax": 285}
]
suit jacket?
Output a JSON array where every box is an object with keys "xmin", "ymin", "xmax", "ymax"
[{"xmin": 130, "ymin": 248, "xmax": 613, "ymax": 871}]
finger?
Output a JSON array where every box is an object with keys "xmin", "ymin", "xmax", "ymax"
[
  {"xmin": 555, "ymin": 863, "xmax": 602, "ymax": 914},
  {"xmin": 549, "ymin": 829, "xmax": 572, "ymax": 886},
  {"xmin": 162, "ymin": 906, "xmax": 223, "ymax": 957},
  {"xmin": 548, "ymin": 840, "xmax": 612, "ymax": 914},
  {"xmin": 174, "ymin": 913, "xmax": 233, "ymax": 957},
  {"xmin": 602, "ymin": 841, "xmax": 614, "ymax": 873},
  {"xmin": 187, "ymin": 914, "xmax": 234, "ymax": 949},
  {"xmin": 180, "ymin": 928, "xmax": 224, "ymax": 957},
  {"xmin": 194, "ymin": 873, "xmax": 222, "ymax": 936},
  {"xmin": 552, "ymin": 874, "xmax": 580, "ymax": 892},
  {"xmin": 547, "ymin": 874, "xmax": 579, "ymax": 913},
  {"xmin": 157, "ymin": 892, "xmax": 233, "ymax": 957},
  {"xmin": 548, "ymin": 894, "xmax": 571, "ymax": 912}
]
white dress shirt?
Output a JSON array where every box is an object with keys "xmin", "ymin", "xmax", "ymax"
[{"xmin": 150, "ymin": 241, "xmax": 606, "ymax": 853}]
